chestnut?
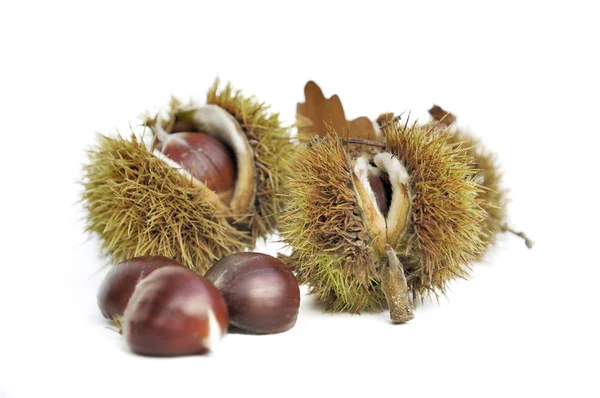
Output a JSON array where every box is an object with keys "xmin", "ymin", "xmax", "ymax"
[
  {"xmin": 97, "ymin": 255, "xmax": 184, "ymax": 320},
  {"xmin": 205, "ymin": 252, "xmax": 300, "ymax": 334},
  {"xmin": 156, "ymin": 132, "xmax": 237, "ymax": 203},
  {"xmin": 123, "ymin": 266, "xmax": 229, "ymax": 356},
  {"xmin": 368, "ymin": 171, "xmax": 392, "ymax": 217}
]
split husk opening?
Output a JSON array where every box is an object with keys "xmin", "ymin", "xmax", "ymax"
[
  {"xmin": 152, "ymin": 104, "xmax": 257, "ymax": 217},
  {"xmin": 351, "ymin": 151, "xmax": 413, "ymax": 322}
]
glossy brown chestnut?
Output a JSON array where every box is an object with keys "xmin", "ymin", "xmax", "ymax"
[
  {"xmin": 157, "ymin": 132, "xmax": 237, "ymax": 201},
  {"xmin": 123, "ymin": 266, "xmax": 229, "ymax": 356},
  {"xmin": 368, "ymin": 172, "xmax": 392, "ymax": 217},
  {"xmin": 97, "ymin": 256, "xmax": 184, "ymax": 320},
  {"xmin": 205, "ymin": 252, "xmax": 300, "ymax": 334}
]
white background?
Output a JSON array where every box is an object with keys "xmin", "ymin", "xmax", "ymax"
[{"xmin": 1, "ymin": 1, "xmax": 598, "ymax": 397}]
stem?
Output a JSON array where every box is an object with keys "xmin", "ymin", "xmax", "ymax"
[
  {"xmin": 488, "ymin": 217, "xmax": 534, "ymax": 249},
  {"xmin": 503, "ymin": 225, "xmax": 534, "ymax": 249},
  {"xmin": 381, "ymin": 244, "xmax": 414, "ymax": 323},
  {"xmin": 342, "ymin": 137, "xmax": 386, "ymax": 148},
  {"xmin": 378, "ymin": 113, "xmax": 405, "ymax": 130}
]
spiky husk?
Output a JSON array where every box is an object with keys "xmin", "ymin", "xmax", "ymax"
[
  {"xmin": 143, "ymin": 79, "xmax": 292, "ymax": 244},
  {"xmin": 385, "ymin": 122, "xmax": 486, "ymax": 301},
  {"xmin": 427, "ymin": 106, "xmax": 508, "ymax": 251},
  {"xmin": 206, "ymin": 79, "xmax": 292, "ymax": 243},
  {"xmin": 279, "ymin": 137, "xmax": 385, "ymax": 313},
  {"xmin": 445, "ymin": 130, "xmax": 507, "ymax": 250},
  {"xmin": 82, "ymin": 134, "xmax": 248, "ymax": 273},
  {"xmin": 279, "ymin": 122, "xmax": 486, "ymax": 312}
]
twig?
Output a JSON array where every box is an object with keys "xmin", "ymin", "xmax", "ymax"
[
  {"xmin": 341, "ymin": 137, "xmax": 386, "ymax": 148},
  {"xmin": 503, "ymin": 225, "xmax": 534, "ymax": 249}
]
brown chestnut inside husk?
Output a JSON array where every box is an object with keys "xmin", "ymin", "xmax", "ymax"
[
  {"xmin": 156, "ymin": 132, "xmax": 237, "ymax": 203},
  {"xmin": 123, "ymin": 266, "xmax": 229, "ymax": 356},
  {"xmin": 205, "ymin": 252, "xmax": 300, "ymax": 334},
  {"xmin": 368, "ymin": 171, "xmax": 392, "ymax": 217},
  {"xmin": 97, "ymin": 256, "xmax": 184, "ymax": 320}
]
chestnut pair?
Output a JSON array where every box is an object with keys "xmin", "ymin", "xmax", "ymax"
[{"xmin": 98, "ymin": 253, "xmax": 300, "ymax": 356}]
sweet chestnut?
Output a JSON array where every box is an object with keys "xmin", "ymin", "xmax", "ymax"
[
  {"xmin": 205, "ymin": 252, "xmax": 300, "ymax": 334},
  {"xmin": 368, "ymin": 172, "xmax": 392, "ymax": 217},
  {"xmin": 123, "ymin": 266, "xmax": 229, "ymax": 356},
  {"xmin": 156, "ymin": 132, "xmax": 237, "ymax": 203},
  {"xmin": 97, "ymin": 255, "xmax": 184, "ymax": 320}
]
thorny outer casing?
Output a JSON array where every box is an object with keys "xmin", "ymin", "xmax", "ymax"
[
  {"xmin": 279, "ymin": 120, "xmax": 486, "ymax": 323},
  {"xmin": 427, "ymin": 105, "xmax": 533, "ymax": 252},
  {"xmin": 82, "ymin": 79, "xmax": 292, "ymax": 273}
]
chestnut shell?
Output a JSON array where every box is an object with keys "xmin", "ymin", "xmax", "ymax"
[
  {"xmin": 123, "ymin": 266, "xmax": 229, "ymax": 356},
  {"xmin": 368, "ymin": 172, "xmax": 392, "ymax": 218},
  {"xmin": 157, "ymin": 132, "xmax": 237, "ymax": 198},
  {"xmin": 97, "ymin": 255, "xmax": 184, "ymax": 319},
  {"xmin": 205, "ymin": 252, "xmax": 300, "ymax": 334}
]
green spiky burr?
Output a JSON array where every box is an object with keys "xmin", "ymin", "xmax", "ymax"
[
  {"xmin": 429, "ymin": 105, "xmax": 533, "ymax": 252},
  {"xmin": 279, "ymin": 120, "xmax": 487, "ymax": 322},
  {"xmin": 82, "ymin": 79, "xmax": 292, "ymax": 273}
]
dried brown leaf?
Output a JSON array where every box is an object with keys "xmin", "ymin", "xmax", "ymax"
[
  {"xmin": 297, "ymin": 81, "xmax": 381, "ymax": 141},
  {"xmin": 428, "ymin": 105, "xmax": 457, "ymax": 126}
]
